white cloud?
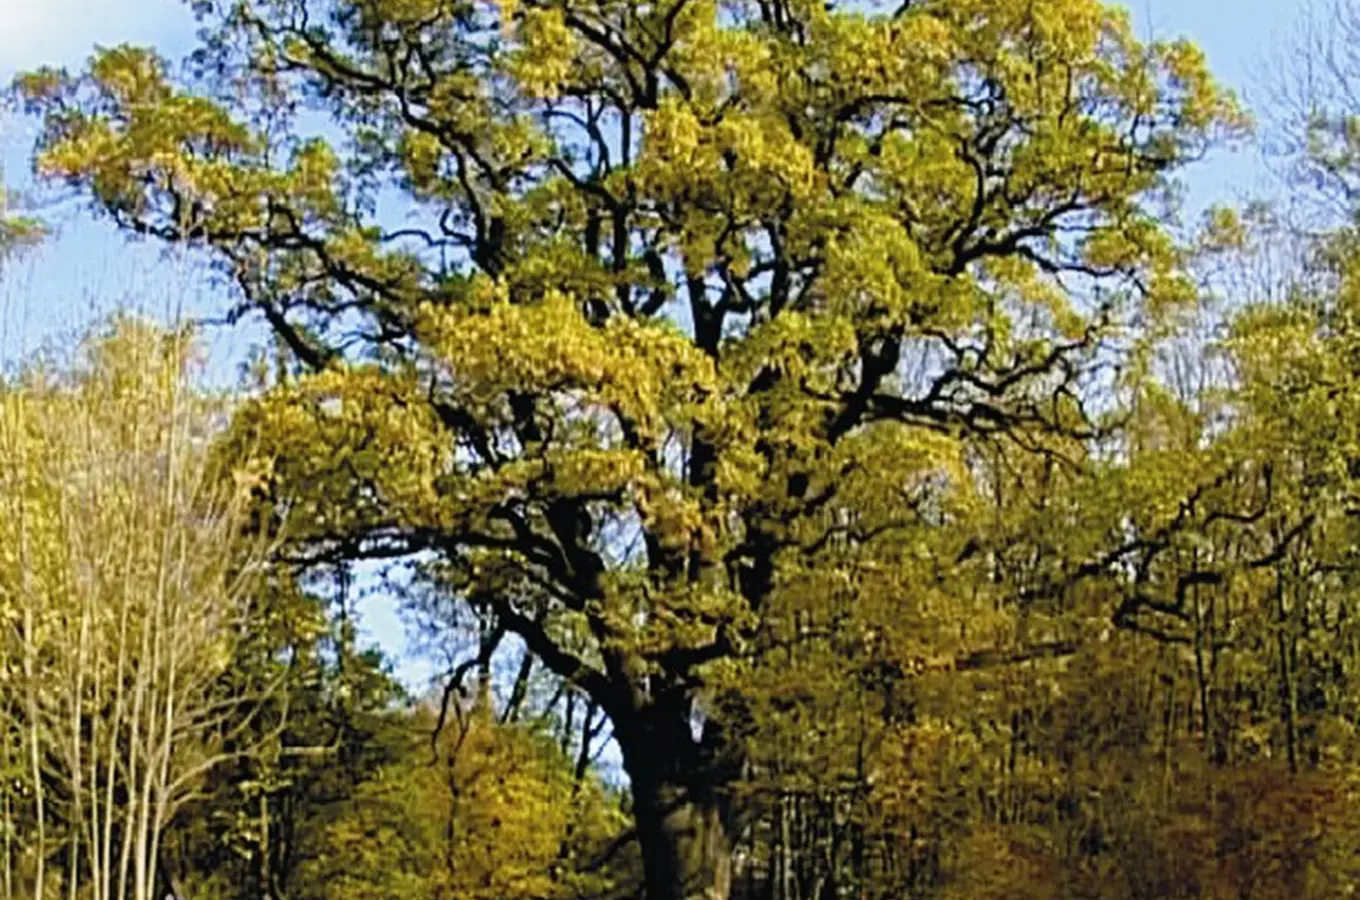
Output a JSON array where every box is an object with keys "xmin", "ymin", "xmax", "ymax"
[{"xmin": 0, "ymin": 0, "xmax": 194, "ymax": 76}]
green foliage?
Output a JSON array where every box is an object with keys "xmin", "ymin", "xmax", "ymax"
[
  {"xmin": 294, "ymin": 703, "xmax": 628, "ymax": 900},
  {"xmin": 24, "ymin": 2, "xmax": 1360, "ymax": 900}
]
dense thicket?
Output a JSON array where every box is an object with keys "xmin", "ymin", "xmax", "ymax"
[{"xmin": 9, "ymin": 0, "xmax": 1360, "ymax": 898}]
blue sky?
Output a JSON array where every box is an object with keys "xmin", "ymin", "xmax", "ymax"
[{"xmin": 0, "ymin": 0, "xmax": 1300, "ymax": 690}]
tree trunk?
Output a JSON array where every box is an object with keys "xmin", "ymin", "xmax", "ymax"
[
  {"xmin": 618, "ymin": 702, "xmax": 737, "ymax": 900},
  {"xmin": 632, "ymin": 776, "xmax": 733, "ymax": 900}
]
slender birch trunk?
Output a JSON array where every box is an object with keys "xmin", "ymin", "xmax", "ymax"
[{"xmin": 0, "ymin": 320, "xmax": 282, "ymax": 900}]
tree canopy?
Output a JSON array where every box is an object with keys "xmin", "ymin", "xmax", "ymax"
[{"xmin": 22, "ymin": 1, "xmax": 1360, "ymax": 899}]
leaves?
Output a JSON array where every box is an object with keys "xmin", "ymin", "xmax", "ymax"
[{"xmin": 19, "ymin": 2, "xmax": 1342, "ymax": 899}]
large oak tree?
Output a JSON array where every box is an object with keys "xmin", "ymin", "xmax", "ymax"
[{"xmin": 17, "ymin": 1, "xmax": 1239, "ymax": 896}]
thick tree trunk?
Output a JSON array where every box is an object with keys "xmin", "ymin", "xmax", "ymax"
[
  {"xmin": 620, "ymin": 706, "xmax": 737, "ymax": 900},
  {"xmin": 632, "ymin": 776, "xmax": 733, "ymax": 900}
]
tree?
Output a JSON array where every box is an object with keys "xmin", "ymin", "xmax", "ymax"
[
  {"xmin": 0, "ymin": 318, "xmax": 275, "ymax": 900},
  {"xmin": 175, "ymin": 565, "xmax": 415, "ymax": 900},
  {"xmin": 1254, "ymin": 0, "xmax": 1360, "ymax": 231},
  {"xmin": 16, "ymin": 1, "xmax": 1242, "ymax": 896},
  {"xmin": 293, "ymin": 699, "xmax": 630, "ymax": 900}
]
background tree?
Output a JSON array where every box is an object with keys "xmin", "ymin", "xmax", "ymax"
[
  {"xmin": 171, "ymin": 565, "xmax": 411, "ymax": 900},
  {"xmin": 293, "ymin": 697, "xmax": 630, "ymax": 900},
  {"xmin": 0, "ymin": 318, "xmax": 274, "ymax": 900}
]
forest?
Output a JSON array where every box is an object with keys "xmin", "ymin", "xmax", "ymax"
[{"xmin": 4, "ymin": 0, "xmax": 1360, "ymax": 897}]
